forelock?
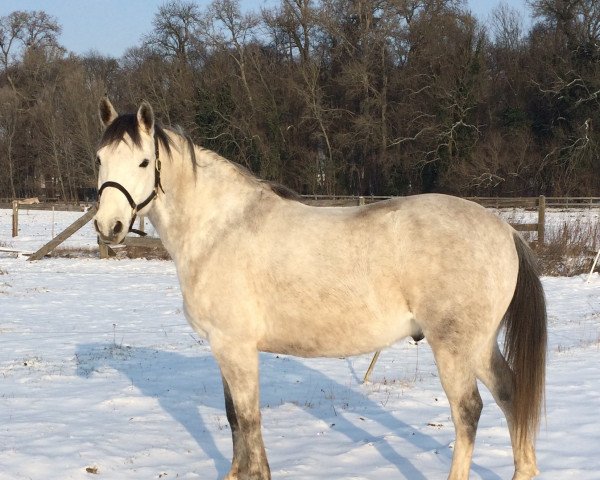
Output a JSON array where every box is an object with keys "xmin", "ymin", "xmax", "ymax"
[{"xmin": 98, "ymin": 114, "xmax": 141, "ymax": 150}]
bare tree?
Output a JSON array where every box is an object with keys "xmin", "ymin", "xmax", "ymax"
[
  {"xmin": 144, "ymin": 0, "xmax": 204, "ymax": 66},
  {"xmin": 206, "ymin": 0, "xmax": 260, "ymax": 113},
  {"xmin": 491, "ymin": 2, "xmax": 524, "ymax": 50},
  {"xmin": 0, "ymin": 87, "xmax": 20, "ymax": 197}
]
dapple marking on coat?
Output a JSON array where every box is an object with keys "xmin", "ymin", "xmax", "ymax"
[{"xmin": 94, "ymin": 98, "xmax": 547, "ymax": 480}]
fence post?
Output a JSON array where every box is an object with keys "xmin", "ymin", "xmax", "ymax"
[
  {"xmin": 363, "ymin": 350, "xmax": 381, "ymax": 383},
  {"xmin": 12, "ymin": 200, "xmax": 18, "ymax": 237},
  {"xmin": 537, "ymin": 195, "xmax": 545, "ymax": 245},
  {"xmin": 358, "ymin": 196, "xmax": 365, "ymax": 206},
  {"xmin": 98, "ymin": 239, "xmax": 109, "ymax": 259}
]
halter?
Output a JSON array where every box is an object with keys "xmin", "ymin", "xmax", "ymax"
[{"xmin": 97, "ymin": 135, "xmax": 164, "ymax": 237}]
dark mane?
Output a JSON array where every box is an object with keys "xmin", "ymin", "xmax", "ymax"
[
  {"xmin": 264, "ymin": 181, "xmax": 301, "ymax": 200},
  {"xmin": 100, "ymin": 113, "xmax": 297, "ymax": 200},
  {"xmin": 99, "ymin": 114, "xmax": 172, "ymax": 159},
  {"xmin": 221, "ymin": 155, "xmax": 300, "ymax": 201}
]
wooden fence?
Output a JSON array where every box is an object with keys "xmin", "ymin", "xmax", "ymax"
[
  {"xmin": 301, "ymin": 194, "xmax": 600, "ymax": 209},
  {"xmin": 9, "ymin": 200, "xmax": 91, "ymax": 238},
  {"xmin": 302, "ymin": 195, "xmax": 548, "ymax": 244},
  {"xmin": 8, "ymin": 195, "xmax": 600, "ymax": 258}
]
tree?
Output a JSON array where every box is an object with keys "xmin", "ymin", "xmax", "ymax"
[
  {"xmin": 143, "ymin": 0, "xmax": 204, "ymax": 67},
  {"xmin": 525, "ymin": 0, "xmax": 600, "ymax": 194}
]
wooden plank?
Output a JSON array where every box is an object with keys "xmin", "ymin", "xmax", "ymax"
[
  {"xmin": 511, "ymin": 223, "xmax": 538, "ymax": 232},
  {"xmin": 0, "ymin": 247, "xmax": 34, "ymax": 255},
  {"xmin": 123, "ymin": 237, "xmax": 163, "ymax": 248},
  {"xmin": 98, "ymin": 241, "xmax": 117, "ymax": 259},
  {"xmin": 27, "ymin": 206, "xmax": 97, "ymax": 261},
  {"xmin": 12, "ymin": 201, "xmax": 18, "ymax": 237},
  {"xmin": 538, "ymin": 195, "xmax": 546, "ymax": 244},
  {"xmin": 363, "ymin": 350, "xmax": 381, "ymax": 383}
]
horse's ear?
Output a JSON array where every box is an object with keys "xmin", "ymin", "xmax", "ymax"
[
  {"xmin": 137, "ymin": 101, "xmax": 154, "ymax": 135},
  {"xmin": 99, "ymin": 97, "xmax": 118, "ymax": 127}
]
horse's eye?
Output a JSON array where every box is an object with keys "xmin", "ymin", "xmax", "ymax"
[
  {"xmin": 96, "ymin": 156, "xmax": 101, "ymax": 166},
  {"xmin": 139, "ymin": 159, "xmax": 150, "ymax": 168}
]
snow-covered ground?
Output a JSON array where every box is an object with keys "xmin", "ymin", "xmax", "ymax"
[
  {"xmin": 1, "ymin": 208, "xmax": 600, "ymax": 479},
  {"xmin": 0, "ymin": 207, "xmax": 159, "ymax": 254}
]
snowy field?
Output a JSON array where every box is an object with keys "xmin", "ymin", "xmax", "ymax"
[{"xmin": 1, "ymin": 208, "xmax": 600, "ymax": 479}]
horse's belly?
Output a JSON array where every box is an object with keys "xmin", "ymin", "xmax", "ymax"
[{"xmin": 257, "ymin": 310, "xmax": 417, "ymax": 358}]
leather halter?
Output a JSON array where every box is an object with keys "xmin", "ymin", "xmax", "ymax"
[{"xmin": 97, "ymin": 135, "xmax": 164, "ymax": 237}]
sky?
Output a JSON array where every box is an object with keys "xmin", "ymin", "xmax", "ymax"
[{"xmin": 0, "ymin": 1, "xmax": 533, "ymax": 58}]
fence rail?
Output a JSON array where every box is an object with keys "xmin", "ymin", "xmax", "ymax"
[
  {"xmin": 301, "ymin": 195, "xmax": 549, "ymax": 243},
  {"xmin": 301, "ymin": 195, "xmax": 600, "ymax": 210},
  {"xmin": 0, "ymin": 201, "xmax": 91, "ymax": 212},
  {"xmin": 8, "ymin": 195, "xmax": 600, "ymax": 256},
  {"xmin": 4, "ymin": 196, "xmax": 600, "ymax": 211}
]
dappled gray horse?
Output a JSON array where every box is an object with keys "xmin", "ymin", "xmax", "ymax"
[{"xmin": 94, "ymin": 98, "xmax": 546, "ymax": 480}]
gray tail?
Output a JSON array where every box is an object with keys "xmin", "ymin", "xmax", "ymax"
[{"xmin": 503, "ymin": 233, "xmax": 547, "ymax": 446}]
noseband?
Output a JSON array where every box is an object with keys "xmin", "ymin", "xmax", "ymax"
[{"xmin": 97, "ymin": 135, "xmax": 164, "ymax": 237}]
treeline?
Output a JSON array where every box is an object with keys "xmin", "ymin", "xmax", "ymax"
[{"xmin": 0, "ymin": 0, "xmax": 599, "ymax": 201}]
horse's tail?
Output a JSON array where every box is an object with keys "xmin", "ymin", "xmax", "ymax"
[{"xmin": 503, "ymin": 232, "xmax": 547, "ymax": 447}]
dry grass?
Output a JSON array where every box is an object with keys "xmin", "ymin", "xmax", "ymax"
[
  {"xmin": 119, "ymin": 245, "xmax": 171, "ymax": 260},
  {"xmin": 49, "ymin": 245, "xmax": 171, "ymax": 261},
  {"xmin": 532, "ymin": 217, "xmax": 600, "ymax": 276}
]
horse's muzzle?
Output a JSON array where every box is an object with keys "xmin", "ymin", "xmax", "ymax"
[{"xmin": 94, "ymin": 218, "xmax": 126, "ymax": 244}]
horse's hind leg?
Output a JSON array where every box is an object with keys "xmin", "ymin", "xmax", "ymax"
[
  {"xmin": 476, "ymin": 344, "xmax": 539, "ymax": 480},
  {"xmin": 431, "ymin": 344, "xmax": 483, "ymax": 480},
  {"xmin": 214, "ymin": 342, "xmax": 270, "ymax": 480}
]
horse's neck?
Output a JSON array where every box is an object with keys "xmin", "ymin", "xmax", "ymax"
[{"xmin": 148, "ymin": 144, "xmax": 260, "ymax": 259}]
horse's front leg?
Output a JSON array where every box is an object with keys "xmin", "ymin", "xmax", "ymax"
[
  {"xmin": 222, "ymin": 375, "xmax": 241, "ymax": 479},
  {"xmin": 214, "ymin": 341, "xmax": 270, "ymax": 480}
]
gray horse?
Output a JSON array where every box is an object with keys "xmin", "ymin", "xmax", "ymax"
[{"xmin": 94, "ymin": 98, "xmax": 547, "ymax": 480}]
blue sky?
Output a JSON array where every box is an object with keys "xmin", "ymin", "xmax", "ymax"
[{"xmin": 0, "ymin": 1, "xmax": 532, "ymax": 58}]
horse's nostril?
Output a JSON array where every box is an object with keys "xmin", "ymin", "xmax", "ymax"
[{"xmin": 113, "ymin": 221, "xmax": 123, "ymax": 235}]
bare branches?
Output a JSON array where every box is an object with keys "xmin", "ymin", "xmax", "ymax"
[
  {"xmin": 1, "ymin": 0, "xmax": 600, "ymax": 199},
  {"xmin": 0, "ymin": 10, "xmax": 60, "ymax": 70}
]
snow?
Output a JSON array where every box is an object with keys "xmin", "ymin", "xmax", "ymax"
[{"xmin": 1, "ymin": 208, "xmax": 600, "ymax": 479}]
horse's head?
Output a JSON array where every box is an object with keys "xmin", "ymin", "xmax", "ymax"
[{"xmin": 94, "ymin": 98, "xmax": 162, "ymax": 244}]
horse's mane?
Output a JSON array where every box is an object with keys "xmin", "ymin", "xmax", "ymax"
[
  {"xmin": 214, "ymin": 154, "xmax": 300, "ymax": 201},
  {"xmin": 99, "ymin": 113, "xmax": 299, "ymax": 201}
]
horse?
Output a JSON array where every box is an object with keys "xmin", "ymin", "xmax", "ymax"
[{"xmin": 94, "ymin": 98, "xmax": 547, "ymax": 480}]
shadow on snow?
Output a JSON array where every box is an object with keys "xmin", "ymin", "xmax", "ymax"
[{"xmin": 75, "ymin": 342, "xmax": 501, "ymax": 480}]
